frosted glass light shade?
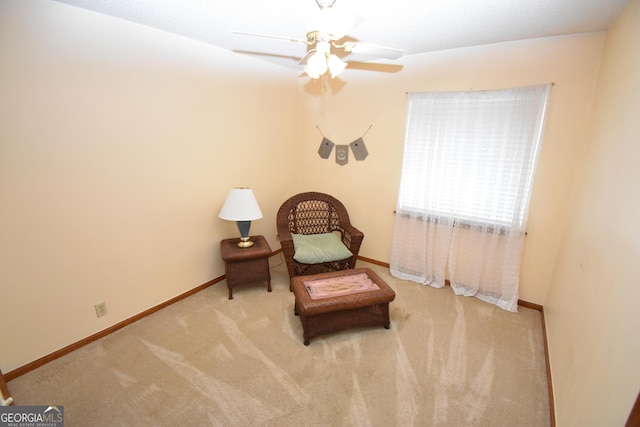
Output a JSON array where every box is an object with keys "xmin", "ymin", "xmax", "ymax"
[
  {"xmin": 304, "ymin": 51, "xmax": 346, "ymax": 79},
  {"xmin": 305, "ymin": 52, "xmax": 328, "ymax": 79},
  {"xmin": 327, "ymin": 54, "xmax": 346, "ymax": 78}
]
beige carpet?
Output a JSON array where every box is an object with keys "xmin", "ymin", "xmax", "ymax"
[{"xmin": 8, "ymin": 258, "xmax": 550, "ymax": 426}]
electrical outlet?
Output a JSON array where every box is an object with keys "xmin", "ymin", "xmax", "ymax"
[{"xmin": 94, "ymin": 302, "xmax": 108, "ymax": 318}]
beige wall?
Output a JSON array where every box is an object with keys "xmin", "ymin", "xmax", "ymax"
[
  {"xmin": 545, "ymin": 0, "xmax": 640, "ymax": 424},
  {"xmin": 297, "ymin": 32, "xmax": 605, "ymax": 305},
  {"xmin": 0, "ymin": 1, "xmax": 298, "ymax": 372}
]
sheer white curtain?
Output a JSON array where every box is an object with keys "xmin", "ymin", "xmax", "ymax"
[{"xmin": 390, "ymin": 85, "xmax": 551, "ymax": 312}]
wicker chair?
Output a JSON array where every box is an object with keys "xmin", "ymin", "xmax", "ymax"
[{"xmin": 276, "ymin": 192, "xmax": 364, "ymax": 287}]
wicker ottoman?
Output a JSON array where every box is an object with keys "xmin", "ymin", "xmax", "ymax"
[{"xmin": 291, "ymin": 267, "xmax": 396, "ymax": 345}]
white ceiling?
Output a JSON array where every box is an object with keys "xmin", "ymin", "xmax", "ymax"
[{"xmin": 53, "ymin": 0, "xmax": 628, "ymax": 71}]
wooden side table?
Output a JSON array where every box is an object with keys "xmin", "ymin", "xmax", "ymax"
[{"xmin": 220, "ymin": 235, "xmax": 272, "ymax": 299}]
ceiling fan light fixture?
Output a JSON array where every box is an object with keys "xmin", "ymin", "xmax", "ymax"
[
  {"xmin": 233, "ymin": 1, "xmax": 404, "ymax": 81},
  {"xmin": 327, "ymin": 54, "xmax": 346, "ymax": 78}
]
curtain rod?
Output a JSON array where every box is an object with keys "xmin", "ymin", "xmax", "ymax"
[{"xmin": 405, "ymin": 82, "xmax": 555, "ymax": 94}]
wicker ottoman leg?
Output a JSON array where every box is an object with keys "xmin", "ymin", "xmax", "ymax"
[
  {"xmin": 301, "ymin": 316, "xmax": 311, "ymax": 346},
  {"xmin": 383, "ymin": 303, "xmax": 391, "ymax": 329}
]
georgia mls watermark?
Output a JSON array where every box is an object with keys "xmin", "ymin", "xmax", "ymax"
[{"xmin": 0, "ymin": 406, "xmax": 64, "ymax": 427}]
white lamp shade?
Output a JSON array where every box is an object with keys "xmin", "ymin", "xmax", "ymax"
[{"xmin": 218, "ymin": 188, "xmax": 263, "ymax": 221}]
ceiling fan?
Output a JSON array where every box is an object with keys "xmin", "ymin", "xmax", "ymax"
[{"xmin": 233, "ymin": 0, "xmax": 404, "ymax": 79}]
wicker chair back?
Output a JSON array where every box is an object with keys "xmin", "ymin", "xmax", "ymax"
[{"xmin": 276, "ymin": 192, "xmax": 364, "ymax": 286}]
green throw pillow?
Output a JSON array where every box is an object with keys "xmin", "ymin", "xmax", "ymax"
[{"xmin": 292, "ymin": 233, "xmax": 353, "ymax": 264}]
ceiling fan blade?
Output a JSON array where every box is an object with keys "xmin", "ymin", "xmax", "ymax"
[
  {"xmin": 345, "ymin": 61, "xmax": 404, "ymax": 73},
  {"xmin": 232, "ymin": 31, "xmax": 310, "ymax": 45},
  {"xmin": 342, "ymin": 42, "xmax": 404, "ymax": 60},
  {"xmin": 232, "ymin": 50, "xmax": 305, "ymax": 70},
  {"xmin": 233, "ymin": 50, "xmax": 302, "ymax": 61}
]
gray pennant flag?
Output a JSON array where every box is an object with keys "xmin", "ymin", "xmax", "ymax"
[
  {"xmin": 349, "ymin": 137, "xmax": 368, "ymax": 161},
  {"xmin": 335, "ymin": 145, "xmax": 349, "ymax": 166},
  {"xmin": 318, "ymin": 137, "xmax": 334, "ymax": 159}
]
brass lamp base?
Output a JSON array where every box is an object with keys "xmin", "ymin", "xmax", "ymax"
[
  {"xmin": 235, "ymin": 220, "xmax": 254, "ymax": 247},
  {"xmin": 237, "ymin": 237, "xmax": 254, "ymax": 248}
]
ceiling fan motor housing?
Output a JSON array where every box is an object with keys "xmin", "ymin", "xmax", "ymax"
[{"xmin": 306, "ymin": 4, "xmax": 357, "ymax": 41}]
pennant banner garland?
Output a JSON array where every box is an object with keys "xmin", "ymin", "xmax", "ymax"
[{"xmin": 316, "ymin": 125, "xmax": 371, "ymax": 166}]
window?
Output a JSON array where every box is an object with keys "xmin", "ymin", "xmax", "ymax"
[
  {"xmin": 397, "ymin": 85, "xmax": 550, "ymax": 229},
  {"xmin": 391, "ymin": 85, "xmax": 551, "ymax": 311}
]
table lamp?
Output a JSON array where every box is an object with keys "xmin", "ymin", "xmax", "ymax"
[{"xmin": 218, "ymin": 187, "xmax": 263, "ymax": 247}]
